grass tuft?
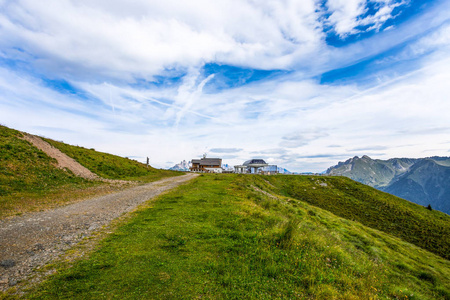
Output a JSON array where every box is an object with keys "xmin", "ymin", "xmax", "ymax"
[{"xmin": 277, "ymin": 218, "xmax": 300, "ymax": 249}]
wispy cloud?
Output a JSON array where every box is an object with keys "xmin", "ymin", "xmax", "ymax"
[
  {"xmin": 0, "ymin": 0, "xmax": 449, "ymax": 172},
  {"xmin": 210, "ymin": 148, "xmax": 243, "ymax": 153},
  {"xmin": 280, "ymin": 130, "xmax": 329, "ymax": 149},
  {"xmin": 349, "ymin": 145, "xmax": 389, "ymax": 151},
  {"xmin": 174, "ymin": 71, "xmax": 215, "ymax": 127}
]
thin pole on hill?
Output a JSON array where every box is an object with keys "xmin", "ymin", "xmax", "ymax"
[{"xmin": 147, "ymin": 157, "xmax": 149, "ymax": 169}]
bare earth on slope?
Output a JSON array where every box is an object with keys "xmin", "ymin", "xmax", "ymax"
[
  {"xmin": 0, "ymin": 173, "xmax": 197, "ymax": 291},
  {"xmin": 21, "ymin": 133, "xmax": 100, "ymax": 180},
  {"xmin": 21, "ymin": 133, "xmax": 127, "ymax": 183}
]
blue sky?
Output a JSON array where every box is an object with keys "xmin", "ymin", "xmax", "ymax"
[{"xmin": 0, "ymin": 0, "xmax": 449, "ymax": 172}]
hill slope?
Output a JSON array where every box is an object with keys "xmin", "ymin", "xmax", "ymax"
[
  {"xmin": 263, "ymin": 175, "xmax": 450, "ymax": 260},
  {"xmin": 0, "ymin": 125, "xmax": 98, "ymax": 218},
  {"xmin": 0, "ymin": 125, "xmax": 180, "ymax": 218},
  {"xmin": 326, "ymin": 155, "xmax": 450, "ymax": 214},
  {"xmin": 22, "ymin": 133, "xmax": 100, "ymax": 180},
  {"xmin": 42, "ymin": 137, "xmax": 179, "ymax": 181},
  {"xmin": 25, "ymin": 174, "xmax": 450, "ymax": 299}
]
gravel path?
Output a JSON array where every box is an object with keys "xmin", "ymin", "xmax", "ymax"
[{"xmin": 0, "ymin": 173, "xmax": 197, "ymax": 290}]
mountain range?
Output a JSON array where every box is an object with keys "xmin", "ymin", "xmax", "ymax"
[
  {"xmin": 326, "ymin": 155, "xmax": 450, "ymax": 215},
  {"xmin": 169, "ymin": 160, "xmax": 191, "ymax": 171}
]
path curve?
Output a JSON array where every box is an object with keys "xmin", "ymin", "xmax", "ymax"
[{"xmin": 0, "ymin": 173, "xmax": 197, "ymax": 290}]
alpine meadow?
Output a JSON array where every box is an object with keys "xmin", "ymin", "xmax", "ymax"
[{"xmin": 1, "ymin": 0, "xmax": 450, "ymax": 299}]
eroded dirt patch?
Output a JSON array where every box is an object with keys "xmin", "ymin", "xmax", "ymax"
[{"xmin": 21, "ymin": 133, "xmax": 100, "ymax": 180}]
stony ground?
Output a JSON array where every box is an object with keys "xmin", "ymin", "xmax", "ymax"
[{"xmin": 0, "ymin": 173, "xmax": 197, "ymax": 291}]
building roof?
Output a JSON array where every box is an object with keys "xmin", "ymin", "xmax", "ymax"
[
  {"xmin": 191, "ymin": 157, "xmax": 222, "ymax": 166},
  {"xmin": 243, "ymin": 159, "xmax": 268, "ymax": 166}
]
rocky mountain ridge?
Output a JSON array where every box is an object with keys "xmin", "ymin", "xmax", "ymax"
[
  {"xmin": 169, "ymin": 160, "xmax": 191, "ymax": 171},
  {"xmin": 327, "ymin": 156, "xmax": 450, "ymax": 214}
]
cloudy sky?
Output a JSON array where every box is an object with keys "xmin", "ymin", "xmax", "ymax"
[{"xmin": 1, "ymin": 0, "xmax": 449, "ymax": 172}]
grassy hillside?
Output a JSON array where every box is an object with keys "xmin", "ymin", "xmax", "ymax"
[
  {"xmin": 23, "ymin": 174, "xmax": 450, "ymax": 299},
  {"xmin": 0, "ymin": 125, "xmax": 102, "ymax": 218},
  {"xmin": 263, "ymin": 175, "xmax": 450, "ymax": 260},
  {"xmin": 42, "ymin": 138, "xmax": 180, "ymax": 181},
  {"xmin": 0, "ymin": 125, "xmax": 180, "ymax": 218}
]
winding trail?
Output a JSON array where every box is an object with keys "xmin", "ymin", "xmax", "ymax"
[{"xmin": 0, "ymin": 173, "xmax": 197, "ymax": 290}]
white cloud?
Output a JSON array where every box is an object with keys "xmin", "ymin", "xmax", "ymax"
[
  {"xmin": 0, "ymin": 0, "xmax": 325, "ymax": 82},
  {"xmin": 280, "ymin": 130, "xmax": 330, "ymax": 148},
  {"xmin": 0, "ymin": 0, "xmax": 450, "ymax": 173},
  {"xmin": 0, "ymin": 0, "xmax": 443, "ymax": 84},
  {"xmin": 326, "ymin": 0, "xmax": 407, "ymax": 37},
  {"xmin": 210, "ymin": 148, "xmax": 243, "ymax": 153},
  {"xmin": 2, "ymin": 52, "xmax": 450, "ymax": 172},
  {"xmin": 326, "ymin": 0, "xmax": 367, "ymax": 36},
  {"xmin": 410, "ymin": 23, "xmax": 450, "ymax": 56}
]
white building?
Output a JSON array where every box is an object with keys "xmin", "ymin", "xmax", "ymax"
[{"xmin": 234, "ymin": 159, "xmax": 269, "ymax": 174}]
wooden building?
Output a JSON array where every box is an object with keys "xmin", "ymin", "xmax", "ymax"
[{"xmin": 190, "ymin": 157, "xmax": 222, "ymax": 173}]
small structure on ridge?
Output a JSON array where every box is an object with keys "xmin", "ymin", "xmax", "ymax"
[
  {"xmin": 235, "ymin": 159, "xmax": 270, "ymax": 174},
  {"xmin": 190, "ymin": 156, "xmax": 222, "ymax": 173}
]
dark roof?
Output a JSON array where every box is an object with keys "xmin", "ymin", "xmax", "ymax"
[
  {"xmin": 243, "ymin": 159, "xmax": 267, "ymax": 166},
  {"xmin": 192, "ymin": 158, "xmax": 222, "ymax": 166},
  {"xmin": 200, "ymin": 158, "xmax": 222, "ymax": 166}
]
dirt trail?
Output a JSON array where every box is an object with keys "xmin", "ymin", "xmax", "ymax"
[
  {"xmin": 0, "ymin": 173, "xmax": 198, "ymax": 290},
  {"xmin": 21, "ymin": 133, "xmax": 100, "ymax": 180}
]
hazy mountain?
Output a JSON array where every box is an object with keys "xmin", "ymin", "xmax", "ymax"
[
  {"xmin": 222, "ymin": 164, "xmax": 234, "ymax": 171},
  {"xmin": 169, "ymin": 160, "xmax": 191, "ymax": 171},
  {"xmin": 277, "ymin": 167, "xmax": 291, "ymax": 174},
  {"xmin": 326, "ymin": 156, "xmax": 450, "ymax": 214}
]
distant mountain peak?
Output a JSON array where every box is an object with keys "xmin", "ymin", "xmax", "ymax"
[
  {"xmin": 169, "ymin": 160, "xmax": 191, "ymax": 171},
  {"xmin": 326, "ymin": 156, "xmax": 450, "ymax": 215}
]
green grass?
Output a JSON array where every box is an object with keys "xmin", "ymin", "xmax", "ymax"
[
  {"xmin": 0, "ymin": 125, "xmax": 181, "ymax": 218},
  {"xmin": 42, "ymin": 138, "xmax": 181, "ymax": 182},
  {"xmin": 0, "ymin": 125, "xmax": 103, "ymax": 218},
  {"xmin": 0, "ymin": 126, "xmax": 90, "ymax": 194},
  {"xmin": 262, "ymin": 175, "xmax": 450, "ymax": 260},
  {"xmin": 23, "ymin": 174, "xmax": 450, "ymax": 299}
]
